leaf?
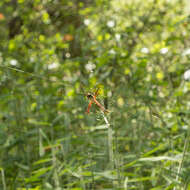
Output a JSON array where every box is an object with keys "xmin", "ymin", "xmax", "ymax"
[
  {"xmin": 89, "ymin": 124, "xmax": 108, "ymax": 131},
  {"xmin": 139, "ymin": 156, "xmax": 181, "ymax": 162},
  {"xmin": 127, "ymin": 176, "xmax": 157, "ymax": 183},
  {"xmin": 94, "ymin": 170, "xmax": 117, "ymax": 180},
  {"xmin": 33, "ymin": 158, "xmax": 52, "ymax": 166}
]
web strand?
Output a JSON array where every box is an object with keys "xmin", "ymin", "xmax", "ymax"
[{"xmin": 0, "ymin": 65, "xmax": 73, "ymax": 87}]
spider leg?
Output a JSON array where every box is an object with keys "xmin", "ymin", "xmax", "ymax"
[
  {"xmin": 86, "ymin": 100, "xmax": 93, "ymax": 114},
  {"xmin": 94, "ymin": 88, "xmax": 100, "ymax": 97},
  {"xmin": 93, "ymin": 97, "xmax": 106, "ymax": 112}
]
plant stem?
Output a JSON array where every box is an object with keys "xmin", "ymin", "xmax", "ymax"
[
  {"xmin": 101, "ymin": 112, "xmax": 114, "ymax": 166},
  {"xmin": 174, "ymin": 128, "xmax": 190, "ymax": 190},
  {"xmin": 1, "ymin": 169, "xmax": 6, "ymax": 190}
]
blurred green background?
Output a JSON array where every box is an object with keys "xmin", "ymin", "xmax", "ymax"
[{"xmin": 0, "ymin": 0, "xmax": 190, "ymax": 189}]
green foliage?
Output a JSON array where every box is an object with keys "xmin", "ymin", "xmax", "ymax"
[{"xmin": 0, "ymin": 0, "xmax": 190, "ymax": 189}]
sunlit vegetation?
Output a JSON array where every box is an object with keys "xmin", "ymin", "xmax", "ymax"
[{"xmin": 0, "ymin": 0, "xmax": 190, "ymax": 189}]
